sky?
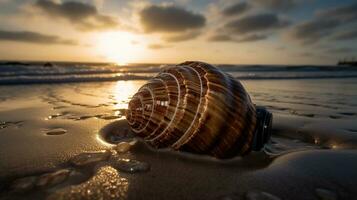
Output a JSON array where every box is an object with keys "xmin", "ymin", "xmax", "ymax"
[{"xmin": 0, "ymin": 0, "xmax": 356, "ymax": 65}]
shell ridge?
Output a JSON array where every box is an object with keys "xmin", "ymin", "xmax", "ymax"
[
  {"xmin": 201, "ymin": 69, "xmax": 237, "ymax": 155},
  {"xmin": 224, "ymin": 105, "xmax": 256, "ymax": 157},
  {"xmin": 127, "ymin": 94, "xmax": 144, "ymax": 127},
  {"xmin": 149, "ymin": 72, "xmax": 182, "ymax": 144},
  {"xmin": 136, "ymin": 78, "xmax": 170, "ymax": 135},
  {"xmin": 127, "ymin": 96, "xmax": 142, "ymax": 126},
  {"xmin": 179, "ymin": 63, "xmax": 215, "ymax": 151},
  {"xmin": 172, "ymin": 65, "xmax": 203, "ymax": 149},
  {"xmin": 213, "ymin": 78, "xmax": 257, "ymax": 157},
  {"xmin": 152, "ymin": 67, "xmax": 197, "ymax": 146},
  {"xmin": 132, "ymin": 87, "xmax": 155, "ymax": 133},
  {"xmin": 143, "ymin": 78, "xmax": 171, "ymax": 139}
]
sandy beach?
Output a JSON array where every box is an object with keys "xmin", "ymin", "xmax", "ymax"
[{"xmin": 1, "ymin": 76, "xmax": 357, "ymax": 199}]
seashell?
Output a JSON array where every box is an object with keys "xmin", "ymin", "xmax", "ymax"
[{"xmin": 126, "ymin": 61, "xmax": 272, "ymax": 158}]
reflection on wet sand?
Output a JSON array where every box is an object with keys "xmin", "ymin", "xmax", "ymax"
[
  {"xmin": 48, "ymin": 166, "xmax": 129, "ymax": 200},
  {"xmin": 112, "ymin": 81, "xmax": 140, "ymax": 110}
]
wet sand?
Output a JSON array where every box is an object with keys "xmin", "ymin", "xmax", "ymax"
[{"xmin": 1, "ymin": 79, "xmax": 357, "ymax": 199}]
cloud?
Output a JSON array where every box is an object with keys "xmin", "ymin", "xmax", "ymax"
[
  {"xmin": 147, "ymin": 43, "xmax": 171, "ymax": 49},
  {"xmin": 324, "ymin": 47, "xmax": 356, "ymax": 54},
  {"xmin": 0, "ymin": 0, "xmax": 10, "ymax": 4},
  {"xmin": 333, "ymin": 29, "xmax": 357, "ymax": 41},
  {"xmin": 139, "ymin": 4, "xmax": 206, "ymax": 33},
  {"xmin": 276, "ymin": 46, "xmax": 286, "ymax": 51},
  {"xmin": 34, "ymin": 0, "xmax": 118, "ymax": 31},
  {"xmin": 237, "ymin": 34, "xmax": 268, "ymax": 42},
  {"xmin": 299, "ymin": 52, "xmax": 315, "ymax": 57},
  {"xmin": 222, "ymin": 2, "xmax": 251, "ymax": 17},
  {"xmin": 163, "ymin": 30, "xmax": 201, "ymax": 42},
  {"xmin": 208, "ymin": 33, "xmax": 267, "ymax": 43},
  {"xmin": 0, "ymin": 29, "xmax": 77, "ymax": 45},
  {"xmin": 223, "ymin": 13, "xmax": 290, "ymax": 34},
  {"xmin": 316, "ymin": 2, "xmax": 357, "ymax": 22},
  {"xmin": 252, "ymin": 0, "xmax": 298, "ymax": 10},
  {"xmin": 287, "ymin": 2, "xmax": 357, "ymax": 45},
  {"xmin": 287, "ymin": 18, "xmax": 340, "ymax": 44},
  {"xmin": 208, "ymin": 34, "xmax": 233, "ymax": 42}
]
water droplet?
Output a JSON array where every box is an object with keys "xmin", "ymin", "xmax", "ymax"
[
  {"xmin": 36, "ymin": 169, "xmax": 71, "ymax": 188},
  {"xmin": 315, "ymin": 188, "xmax": 337, "ymax": 200},
  {"xmin": 113, "ymin": 158, "xmax": 150, "ymax": 173},
  {"xmin": 246, "ymin": 191, "xmax": 281, "ymax": 200},
  {"xmin": 71, "ymin": 151, "xmax": 111, "ymax": 166},
  {"xmin": 44, "ymin": 128, "xmax": 67, "ymax": 135},
  {"xmin": 11, "ymin": 176, "xmax": 37, "ymax": 193}
]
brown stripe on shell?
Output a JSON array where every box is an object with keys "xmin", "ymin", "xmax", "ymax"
[
  {"xmin": 138, "ymin": 79, "xmax": 169, "ymax": 136},
  {"xmin": 149, "ymin": 66, "xmax": 201, "ymax": 147},
  {"xmin": 145, "ymin": 74, "xmax": 178, "ymax": 140},
  {"xmin": 147, "ymin": 70, "xmax": 187, "ymax": 147}
]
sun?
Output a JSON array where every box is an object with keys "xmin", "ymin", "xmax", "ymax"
[{"xmin": 96, "ymin": 31, "xmax": 145, "ymax": 65}]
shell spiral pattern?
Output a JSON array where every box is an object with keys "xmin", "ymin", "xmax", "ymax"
[{"xmin": 126, "ymin": 61, "xmax": 261, "ymax": 158}]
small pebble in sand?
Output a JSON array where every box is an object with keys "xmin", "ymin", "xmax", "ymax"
[
  {"xmin": 114, "ymin": 158, "xmax": 150, "ymax": 173},
  {"xmin": 315, "ymin": 188, "xmax": 338, "ymax": 200},
  {"xmin": 36, "ymin": 169, "xmax": 71, "ymax": 188},
  {"xmin": 115, "ymin": 140, "xmax": 137, "ymax": 153},
  {"xmin": 115, "ymin": 142, "xmax": 132, "ymax": 153},
  {"xmin": 11, "ymin": 176, "xmax": 37, "ymax": 193},
  {"xmin": 70, "ymin": 151, "xmax": 111, "ymax": 166},
  {"xmin": 45, "ymin": 128, "xmax": 67, "ymax": 135},
  {"xmin": 245, "ymin": 191, "xmax": 281, "ymax": 200}
]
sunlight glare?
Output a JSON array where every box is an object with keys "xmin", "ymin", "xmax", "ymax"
[
  {"xmin": 97, "ymin": 31, "xmax": 145, "ymax": 65},
  {"xmin": 113, "ymin": 81, "xmax": 143, "ymax": 110}
]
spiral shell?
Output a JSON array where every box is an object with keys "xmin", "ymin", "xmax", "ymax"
[{"xmin": 126, "ymin": 61, "xmax": 261, "ymax": 158}]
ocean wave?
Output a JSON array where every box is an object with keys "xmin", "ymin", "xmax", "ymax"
[
  {"xmin": 1, "ymin": 62, "xmax": 357, "ymax": 84},
  {"xmin": 1, "ymin": 73, "xmax": 357, "ymax": 85}
]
